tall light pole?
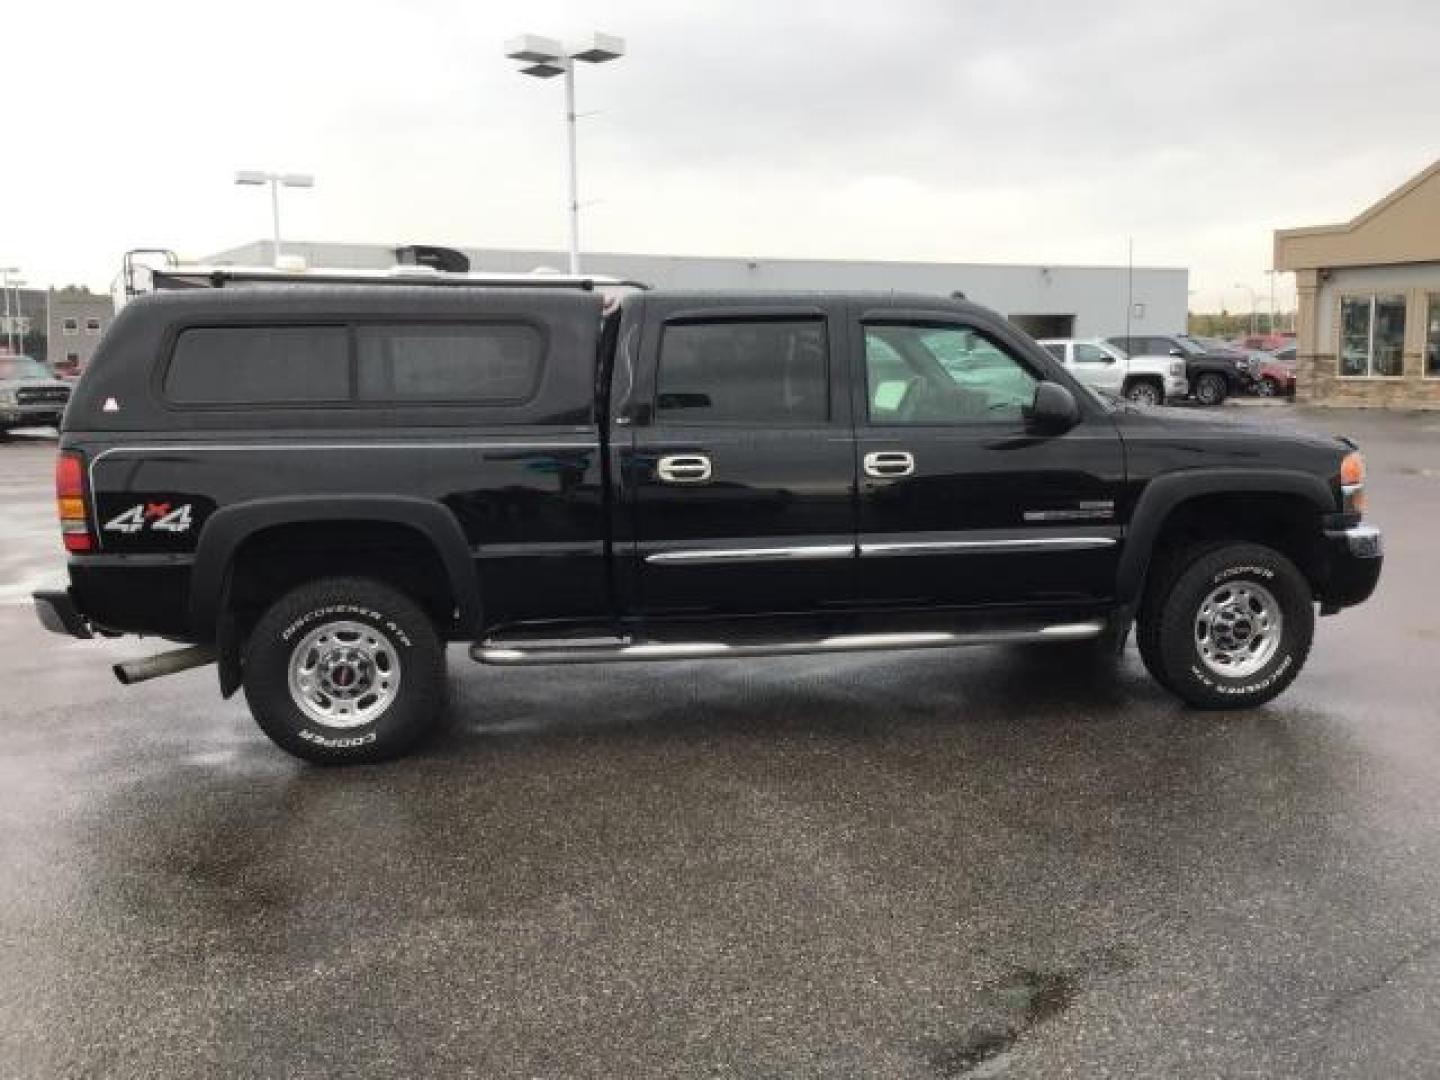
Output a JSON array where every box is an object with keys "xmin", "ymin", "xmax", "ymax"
[
  {"xmin": 504, "ymin": 32, "xmax": 626, "ymax": 275},
  {"xmin": 235, "ymin": 171, "xmax": 315, "ymax": 267},
  {"xmin": 1234, "ymin": 282, "xmax": 1260, "ymax": 338},
  {"xmin": 0, "ymin": 267, "xmax": 19, "ymax": 355}
]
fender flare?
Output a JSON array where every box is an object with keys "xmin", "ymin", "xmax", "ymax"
[
  {"xmin": 189, "ymin": 495, "xmax": 480, "ymax": 639},
  {"xmin": 1117, "ymin": 468, "xmax": 1334, "ymax": 604}
]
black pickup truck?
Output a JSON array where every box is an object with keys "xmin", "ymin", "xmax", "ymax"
[
  {"xmin": 34, "ymin": 277, "xmax": 1382, "ymax": 762},
  {"xmin": 1107, "ymin": 333, "xmax": 1249, "ymax": 407}
]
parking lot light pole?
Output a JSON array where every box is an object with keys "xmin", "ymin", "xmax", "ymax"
[
  {"xmin": 0, "ymin": 267, "xmax": 19, "ymax": 355},
  {"xmin": 235, "ymin": 171, "xmax": 315, "ymax": 267},
  {"xmin": 504, "ymin": 32, "xmax": 626, "ymax": 276},
  {"xmin": 1234, "ymin": 283, "xmax": 1259, "ymax": 338}
]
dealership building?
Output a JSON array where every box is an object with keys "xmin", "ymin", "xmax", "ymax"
[
  {"xmin": 1276, "ymin": 157, "xmax": 1440, "ymax": 408},
  {"xmin": 205, "ymin": 240, "xmax": 1187, "ymax": 341}
]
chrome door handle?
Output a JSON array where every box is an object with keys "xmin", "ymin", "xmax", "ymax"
[
  {"xmin": 863, "ymin": 451, "xmax": 915, "ymax": 478},
  {"xmin": 657, "ymin": 454, "xmax": 713, "ymax": 484}
]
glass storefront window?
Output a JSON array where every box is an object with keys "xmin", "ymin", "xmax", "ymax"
[
  {"xmin": 1339, "ymin": 294, "xmax": 1406, "ymax": 377},
  {"xmin": 1426, "ymin": 294, "xmax": 1440, "ymax": 379}
]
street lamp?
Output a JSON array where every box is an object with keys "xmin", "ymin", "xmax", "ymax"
[
  {"xmin": 234, "ymin": 170, "xmax": 315, "ymax": 267},
  {"xmin": 0, "ymin": 267, "xmax": 19, "ymax": 355},
  {"xmin": 504, "ymin": 31, "xmax": 626, "ymax": 275}
]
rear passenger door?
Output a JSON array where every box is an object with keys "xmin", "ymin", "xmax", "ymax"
[{"xmin": 621, "ymin": 299, "xmax": 856, "ymax": 618}]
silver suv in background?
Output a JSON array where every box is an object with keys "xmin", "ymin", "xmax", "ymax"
[
  {"xmin": 0, "ymin": 356, "xmax": 72, "ymax": 433},
  {"xmin": 1038, "ymin": 338, "xmax": 1187, "ymax": 406}
]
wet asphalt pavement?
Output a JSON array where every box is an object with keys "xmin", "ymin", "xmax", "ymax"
[{"xmin": 0, "ymin": 407, "xmax": 1435, "ymax": 1079}]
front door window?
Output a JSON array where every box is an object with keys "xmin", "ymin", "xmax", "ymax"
[{"xmin": 865, "ymin": 324, "xmax": 1037, "ymax": 425}]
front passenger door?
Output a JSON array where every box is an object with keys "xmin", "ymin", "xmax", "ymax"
[{"xmin": 853, "ymin": 317, "xmax": 1125, "ymax": 609}]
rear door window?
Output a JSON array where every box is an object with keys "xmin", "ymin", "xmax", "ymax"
[
  {"xmin": 164, "ymin": 326, "xmax": 349, "ymax": 404},
  {"xmin": 656, "ymin": 319, "xmax": 828, "ymax": 424}
]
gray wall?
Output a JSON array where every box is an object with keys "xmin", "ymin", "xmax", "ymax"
[{"xmin": 208, "ymin": 241, "xmax": 1189, "ymax": 338}]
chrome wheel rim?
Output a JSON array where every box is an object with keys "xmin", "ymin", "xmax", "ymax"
[
  {"xmin": 287, "ymin": 620, "xmax": 401, "ymax": 729},
  {"xmin": 1197, "ymin": 377, "xmax": 1222, "ymax": 404},
  {"xmin": 1194, "ymin": 580, "xmax": 1283, "ymax": 679}
]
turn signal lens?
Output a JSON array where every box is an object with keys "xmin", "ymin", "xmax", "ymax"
[
  {"xmin": 55, "ymin": 451, "xmax": 92, "ymax": 553},
  {"xmin": 1340, "ymin": 451, "xmax": 1365, "ymax": 487},
  {"xmin": 1340, "ymin": 451, "xmax": 1366, "ymax": 518}
]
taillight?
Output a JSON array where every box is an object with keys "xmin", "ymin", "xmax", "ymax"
[
  {"xmin": 1340, "ymin": 450, "xmax": 1366, "ymax": 518},
  {"xmin": 55, "ymin": 451, "xmax": 92, "ymax": 552}
]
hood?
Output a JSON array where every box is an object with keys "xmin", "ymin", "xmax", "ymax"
[{"xmin": 1111, "ymin": 403, "xmax": 1347, "ymax": 453}]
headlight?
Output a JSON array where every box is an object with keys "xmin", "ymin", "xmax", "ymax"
[
  {"xmin": 0, "ymin": 390, "xmax": 16, "ymax": 405},
  {"xmin": 1170, "ymin": 360, "xmax": 1185, "ymax": 378},
  {"xmin": 1341, "ymin": 451, "xmax": 1366, "ymax": 517}
]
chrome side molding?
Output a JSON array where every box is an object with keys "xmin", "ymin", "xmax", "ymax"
[
  {"xmin": 472, "ymin": 621, "xmax": 1104, "ymax": 666},
  {"xmin": 646, "ymin": 544, "xmax": 852, "ymax": 565},
  {"xmin": 859, "ymin": 537, "xmax": 1117, "ymax": 556}
]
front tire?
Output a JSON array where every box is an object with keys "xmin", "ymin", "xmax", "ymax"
[
  {"xmin": 1255, "ymin": 377, "xmax": 1277, "ymax": 397},
  {"xmin": 242, "ymin": 577, "xmax": 446, "ymax": 764},
  {"xmin": 1137, "ymin": 543, "xmax": 1313, "ymax": 708},
  {"xmin": 1194, "ymin": 372, "xmax": 1228, "ymax": 406},
  {"xmin": 1124, "ymin": 379, "xmax": 1163, "ymax": 407}
]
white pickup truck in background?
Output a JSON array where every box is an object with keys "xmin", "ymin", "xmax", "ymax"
[{"xmin": 1038, "ymin": 337, "xmax": 1188, "ymax": 406}]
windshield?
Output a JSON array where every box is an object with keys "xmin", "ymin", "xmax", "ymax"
[{"xmin": 0, "ymin": 357, "xmax": 50, "ymax": 380}]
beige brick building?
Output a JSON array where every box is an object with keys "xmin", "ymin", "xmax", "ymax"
[{"xmin": 1275, "ymin": 159, "xmax": 1440, "ymax": 408}]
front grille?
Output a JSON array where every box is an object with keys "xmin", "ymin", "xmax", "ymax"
[{"xmin": 16, "ymin": 387, "xmax": 70, "ymax": 405}]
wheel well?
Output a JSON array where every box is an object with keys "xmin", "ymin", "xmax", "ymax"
[
  {"xmin": 226, "ymin": 521, "xmax": 458, "ymax": 639},
  {"xmin": 1123, "ymin": 375, "xmax": 1161, "ymax": 390},
  {"xmin": 1146, "ymin": 493, "xmax": 1325, "ymax": 595}
]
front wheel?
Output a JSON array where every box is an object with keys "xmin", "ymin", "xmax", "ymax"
[
  {"xmin": 1255, "ymin": 377, "xmax": 1277, "ymax": 397},
  {"xmin": 1193, "ymin": 372, "xmax": 1228, "ymax": 406},
  {"xmin": 242, "ymin": 577, "xmax": 446, "ymax": 763},
  {"xmin": 1124, "ymin": 380, "xmax": 1163, "ymax": 407},
  {"xmin": 1137, "ymin": 543, "xmax": 1313, "ymax": 708}
]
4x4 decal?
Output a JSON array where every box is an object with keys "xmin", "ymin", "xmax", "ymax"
[{"xmin": 104, "ymin": 502, "xmax": 195, "ymax": 534}]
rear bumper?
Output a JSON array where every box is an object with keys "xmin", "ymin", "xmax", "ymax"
[
  {"xmin": 1319, "ymin": 524, "xmax": 1383, "ymax": 610},
  {"xmin": 33, "ymin": 589, "xmax": 93, "ymax": 639}
]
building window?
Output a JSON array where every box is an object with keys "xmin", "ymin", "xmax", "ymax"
[
  {"xmin": 66, "ymin": 352, "xmax": 79, "ymax": 364},
  {"xmin": 1426, "ymin": 294, "xmax": 1440, "ymax": 379},
  {"xmin": 85, "ymin": 318, "xmax": 102, "ymax": 334},
  {"xmin": 62, "ymin": 318, "xmax": 78, "ymax": 335},
  {"xmin": 1339, "ymin": 294, "xmax": 1405, "ymax": 378}
]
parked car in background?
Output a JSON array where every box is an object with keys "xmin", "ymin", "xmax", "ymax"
[
  {"xmin": 0, "ymin": 355, "xmax": 72, "ymax": 432},
  {"xmin": 1038, "ymin": 337, "xmax": 1187, "ymax": 406},
  {"xmin": 1253, "ymin": 348, "xmax": 1297, "ymax": 397},
  {"xmin": 1107, "ymin": 333, "xmax": 1247, "ymax": 406}
]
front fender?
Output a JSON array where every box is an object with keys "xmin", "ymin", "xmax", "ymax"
[{"xmin": 1117, "ymin": 468, "xmax": 1334, "ymax": 604}]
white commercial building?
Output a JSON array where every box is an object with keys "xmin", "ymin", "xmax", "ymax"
[{"xmin": 205, "ymin": 241, "xmax": 1188, "ymax": 340}]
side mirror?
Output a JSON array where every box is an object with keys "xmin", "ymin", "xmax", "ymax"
[
  {"xmin": 1025, "ymin": 381, "xmax": 1080, "ymax": 431},
  {"xmin": 1169, "ymin": 347, "xmax": 1185, "ymax": 358}
]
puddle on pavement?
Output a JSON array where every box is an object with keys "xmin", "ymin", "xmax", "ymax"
[{"xmin": 922, "ymin": 968, "xmax": 1078, "ymax": 1078}]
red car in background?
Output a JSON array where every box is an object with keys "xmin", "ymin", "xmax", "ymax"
[{"xmin": 1254, "ymin": 343, "xmax": 1297, "ymax": 397}]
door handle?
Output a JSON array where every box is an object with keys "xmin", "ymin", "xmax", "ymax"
[
  {"xmin": 863, "ymin": 451, "xmax": 915, "ymax": 478},
  {"xmin": 657, "ymin": 454, "xmax": 713, "ymax": 484}
]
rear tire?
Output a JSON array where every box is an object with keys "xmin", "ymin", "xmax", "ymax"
[
  {"xmin": 1194, "ymin": 372, "xmax": 1228, "ymax": 406},
  {"xmin": 1137, "ymin": 543, "xmax": 1312, "ymax": 708},
  {"xmin": 242, "ymin": 577, "xmax": 446, "ymax": 764}
]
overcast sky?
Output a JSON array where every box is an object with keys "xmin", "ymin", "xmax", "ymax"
[{"xmin": 5, "ymin": 0, "xmax": 1438, "ymax": 311}]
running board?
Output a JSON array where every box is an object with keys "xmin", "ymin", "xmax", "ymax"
[{"xmin": 471, "ymin": 621, "xmax": 1104, "ymax": 666}]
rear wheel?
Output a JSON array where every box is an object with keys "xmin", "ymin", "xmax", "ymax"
[
  {"xmin": 242, "ymin": 577, "xmax": 446, "ymax": 763},
  {"xmin": 1255, "ymin": 377, "xmax": 1278, "ymax": 397},
  {"xmin": 1194, "ymin": 372, "xmax": 1228, "ymax": 406},
  {"xmin": 1124, "ymin": 379, "xmax": 1163, "ymax": 407},
  {"xmin": 1137, "ymin": 542, "xmax": 1312, "ymax": 708}
]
